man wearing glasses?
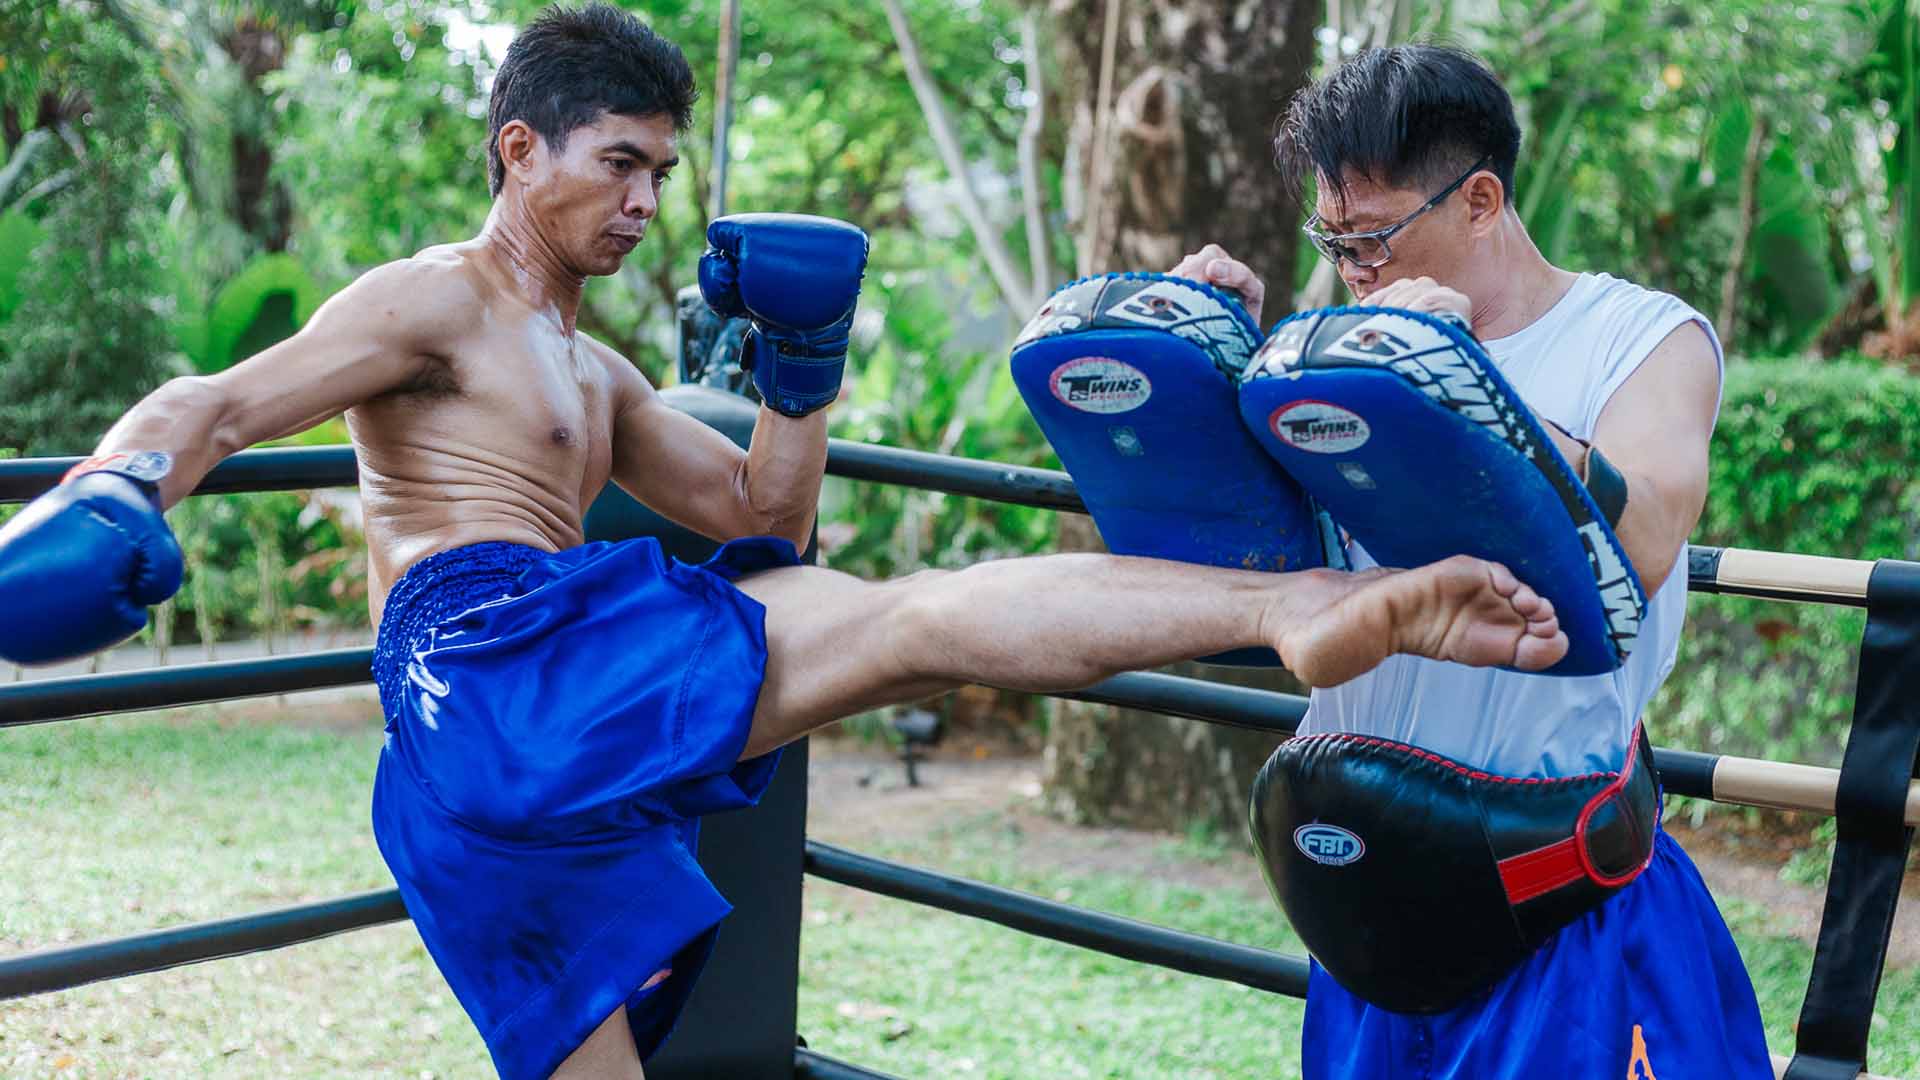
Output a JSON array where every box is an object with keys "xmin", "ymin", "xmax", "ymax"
[{"xmin": 1173, "ymin": 44, "xmax": 1772, "ymax": 1078}]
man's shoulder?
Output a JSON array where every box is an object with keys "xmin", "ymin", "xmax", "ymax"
[
  {"xmin": 367, "ymin": 246, "xmax": 490, "ymax": 308},
  {"xmin": 1578, "ymin": 272, "xmax": 1704, "ymax": 325},
  {"xmin": 1539, "ymin": 272, "xmax": 1715, "ymax": 363},
  {"xmin": 328, "ymin": 249, "xmax": 492, "ymax": 345}
]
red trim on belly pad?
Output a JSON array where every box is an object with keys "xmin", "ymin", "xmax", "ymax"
[{"xmin": 1498, "ymin": 837, "xmax": 1587, "ymax": 903}]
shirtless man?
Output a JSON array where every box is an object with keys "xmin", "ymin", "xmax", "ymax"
[{"xmin": 0, "ymin": 9, "xmax": 1565, "ymax": 1078}]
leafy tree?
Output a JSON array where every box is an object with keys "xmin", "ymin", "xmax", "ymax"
[
  {"xmin": 267, "ymin": 1, "xmax": 495, "ymax": 284},
  {"xmin": 0, "ymin": 9, "xmax": 181, "ymax": 455},
  {"xmin": 1857, "ymin": 0, "xmax": 1918, "ymax": 353},
  {"xmin": 1468, "ymin": 0, "xmax": 1884, "ymax": 353},
  {"xmin": 1039, "ymin": 0, "xmax": 1323, "ymax": 833}
]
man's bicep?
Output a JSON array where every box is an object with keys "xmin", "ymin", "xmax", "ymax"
[
  {"xmin": 1591, "ymin": 321, "xmax": 1721, "ymax": 568},
  {"xmin": 609, "ymin": 380, "xmax": 755, "ymax": 541},
  {"xmin": 203, "ymin": 261, "xmax": 456, "ymax": 446}
]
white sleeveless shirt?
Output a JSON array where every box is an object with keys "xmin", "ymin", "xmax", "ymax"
[{"xmin": 1298, "ymin": 272, "xmax": 1723, "ymax": 778}]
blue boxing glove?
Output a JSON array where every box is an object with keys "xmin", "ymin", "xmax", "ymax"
[
  {"xmin": 0, "ymin": 451, "xmax": 184, "ymax": 665},
  {"xmin": 697, "ymin": 212, "xmax": 870, "ymax": 417}
]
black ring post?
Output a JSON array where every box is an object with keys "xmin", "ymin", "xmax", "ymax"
[
  {"xmin": 1783, "ymin": 560, "xmax": 1920, "ymax": 1080},
  {"xmin": 592, "ymin": 387, "xmax": 812, "ymax": 1080}
]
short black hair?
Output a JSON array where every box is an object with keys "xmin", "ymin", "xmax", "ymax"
[
  {"xmin": 486, "ymin": 3, "xmax": 697, "ymax": 195},
  {"xmin": 1275, "ymin": 44, "xmax": 1521, "ymax": 212}
]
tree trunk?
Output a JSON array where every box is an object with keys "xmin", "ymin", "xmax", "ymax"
[
  {"xmin": 1717, "ymin": 114, "xmax": 1769, "ymax": 343},
  {"xmin": 222, "ymin": 18, "xmax": 293, "ymax": 253},
  {"xmin": 1049, "ymin": 0, "xmax": 1318, "ymax": 292},
  {"xmin": 1040, "ymin": 0, "xmax": 1320, "ymax": 836}
]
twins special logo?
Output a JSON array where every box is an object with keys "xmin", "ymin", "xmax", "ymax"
[
  {"xmin": 1269, "ymin": 401, "xmax": 1371, "ymax": 453},
  {"xmin": 1049, "ymin": 357, "xmax": 1152, "ymax": 414},
  {"xmin": 1294, "ymin": 824, "xmax": 1366, "ymax": 866}
]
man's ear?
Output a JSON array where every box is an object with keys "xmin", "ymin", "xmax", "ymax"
[
  {"xmin": 497, "ymin": 119, "xmax": 540, "ymax": 187},
  {"xmin": 1465, "ymin": 170, "xmax": 1505, "ymax": 237}
]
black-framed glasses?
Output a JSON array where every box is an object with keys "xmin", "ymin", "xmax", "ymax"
[{"xmin": 1301, "ymin": 154, "xmax": 1493, "ymax": 269}]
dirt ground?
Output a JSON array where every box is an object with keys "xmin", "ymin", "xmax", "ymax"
[{"xmin": 803, "ymin": 735, "xmax": 1920, "ymax": 971}]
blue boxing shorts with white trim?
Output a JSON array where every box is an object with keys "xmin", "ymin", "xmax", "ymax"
[
  {"xmin": 1301, "ymin": 822, "xmax": 1774, "ymax": 1079},
  {"xmin": 368, "ymin": 535, "xmax": 800, "ymax": 1080}
]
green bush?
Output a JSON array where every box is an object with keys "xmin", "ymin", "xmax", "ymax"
[
  {"xmin": 1652, "ymin": 356, "xmax": 1920, "ymax": 770},
  {"xmin": 159, "ymin": 490, "xmax": 368, "ymax": 646},
  {"xmin": 820, "ymin": 269, "xmax": 1057, "ymax": 579},
  {"xmin": 0, "ymin": 22, "xmax": 183, "ymax": 457}
]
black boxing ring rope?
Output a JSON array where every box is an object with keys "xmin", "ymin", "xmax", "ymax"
[
  {"xmin": 0, "ymin": 649, "xmax": 1852, "ymax": 820},
  {"xmin": 801, "ymin": 841, "xmax": 1312, "ymax": 995},
  {"xmin": 0, "ymin": 388, "xmax": 1913, "ymax": 1080}
]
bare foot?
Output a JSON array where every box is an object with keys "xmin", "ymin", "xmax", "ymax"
[{"xmin": 1270, "ymin": 556, "xmax": 1567, "ymax": 687}]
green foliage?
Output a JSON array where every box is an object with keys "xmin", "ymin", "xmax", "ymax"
[
  {"xmin": 467, "ymin": 0, "xmax": 1032, "ymax": 378},
  {"xmin": 820, "ymin": 265, "xmax": 1054, "ymax": 578},
  {"xmin": 1472, "ymin": 0, "xmax": 1883, "ymax": 352},
  {"xmin": 161, "ymin": 489, "xmax": 368, "ymax": 643},
  {"xmin": 0, "ymin": 209, "xmax": 44, "ymax": 320},
  {"xmin": 266, "ymin": 1, "xmax": 495, "ymax": 282},
  {"xmin": 1863, "ymin": 0, "xmax": 1918, "ymax": 307},
  {"xmin": 1652, "ymin": 356, "xmax": 1920, "ymax": 770},
  {"xmin": 191, "ymin": 252, "xmax": 326, "ymax": 372},
  {"xmin": 0, "ymin": 15, "xmax": 184, "ymax": 456}
]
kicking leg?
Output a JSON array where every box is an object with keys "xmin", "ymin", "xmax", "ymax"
[
  {"xmin": 732, "ymin": 552, "xmax": 1562, "ymax": 758},
  {"xmin": 1272, "ymin": 555, "xmax": 1567, "ymax": 686}
]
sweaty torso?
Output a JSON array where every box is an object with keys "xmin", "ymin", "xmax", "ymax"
[{"xmin": 347, "ymin": 242, "xmax": 620, "ymax": 624}]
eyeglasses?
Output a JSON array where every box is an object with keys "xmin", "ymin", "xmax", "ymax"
[{"xmin": 1301, "ymin": 154, "xmax": 1493, "ymax": 269}]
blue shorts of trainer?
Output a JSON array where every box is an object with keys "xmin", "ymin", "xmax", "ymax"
[
  {"xmin": 1302, "ymin": 826, "xmax": 1772, "ymax": 1079},
  {"xmin": 369, "ymin": 535, "xmax": 801, "ymax": 1080}
]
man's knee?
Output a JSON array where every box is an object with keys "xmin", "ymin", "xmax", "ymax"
[{"xmin": 881, "ymin": 567, "xmax": 964, "ymax": 676}]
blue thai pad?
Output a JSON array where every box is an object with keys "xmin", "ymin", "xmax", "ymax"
[
  {"xmin": 1236, "ymin": 306, "xmax": 1644, "ymax": 676},
  {"xmin": 1011, "ymin": 273, "xmax": 1338, "ymax": 667}
]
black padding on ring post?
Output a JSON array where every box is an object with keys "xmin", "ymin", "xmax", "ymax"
[
  {"xmin": 585, "ymin": 384, "xmax": 811, "ymax": 1080},
  {"xmin": 1784, "ymin": 559, "xmax": 1920, "ymax": 1080},
  {"xmin": 1647, "ymin": 745, "xmax": 1719, "ymax": 802}
]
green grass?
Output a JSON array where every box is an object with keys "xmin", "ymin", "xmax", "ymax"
[
  {"xmin": 0, "ymin": 708, "xmax": 486, "ymax": 1079},
  {"xmin": 797, "ymin": 818, "xmax": 1307, "ymax": 1079},
  {"xmin": 1, "ymin": 713, "xmax": 1916, "ymax": 1078}
]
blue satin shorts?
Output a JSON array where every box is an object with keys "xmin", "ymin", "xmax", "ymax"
[
  {"xmin": 369, "ymin": 536, "xmax": 800, "ymax": 1080},
  {"xmin": 1301, "ymin": 826, "xmax": 1773, "ymax": 1079}
]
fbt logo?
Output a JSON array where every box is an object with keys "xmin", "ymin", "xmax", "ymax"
[
  {"xmin": 1269, "ymin": 401, "xmax": 1371, "ymax": 454},
  {"xmin": 1049, "ymin": 357, "xmax": 1153, "ymax": 414},
  {"xmin": 1293, "ymin": 823, "xmax": 1366, "ymax": 866}
]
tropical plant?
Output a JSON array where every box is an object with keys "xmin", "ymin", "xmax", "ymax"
[{"xmin": 0, "ymin": 9, "xmax": 183, "ymax": 455}]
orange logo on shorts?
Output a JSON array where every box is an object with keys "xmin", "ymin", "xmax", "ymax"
[{"xmin": 1628, "ymin": 1024, "xmax": 1658, "ymax": 1080}]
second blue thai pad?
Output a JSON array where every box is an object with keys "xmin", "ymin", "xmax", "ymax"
[{"xmin": 1236, "ymin": 306, "xmax": 1644, "ymax": 676}]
